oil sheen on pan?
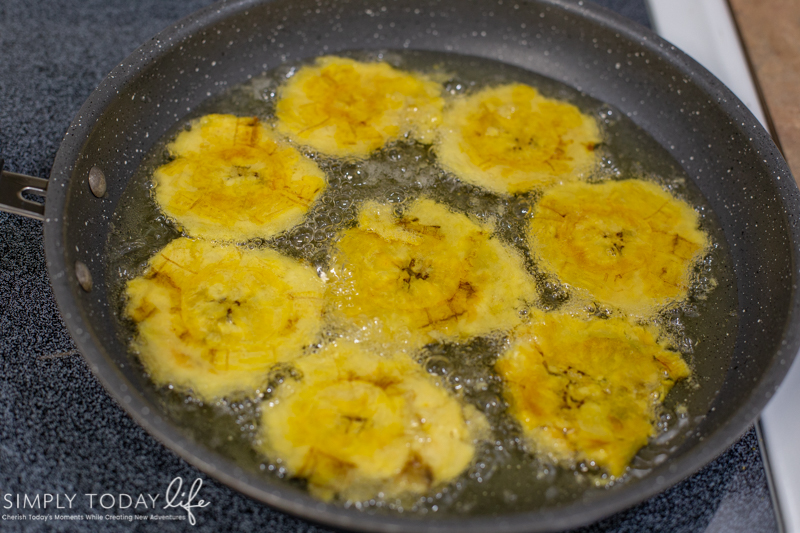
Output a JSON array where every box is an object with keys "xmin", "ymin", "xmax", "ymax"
[{"xmin": 105, "ymin": 50, "xmax": 738, "ymax": 516}]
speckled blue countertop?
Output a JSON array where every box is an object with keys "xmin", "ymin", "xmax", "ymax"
[{"xmin": 0, "ymin": 0, "xmax": 779, "ymax": 531}]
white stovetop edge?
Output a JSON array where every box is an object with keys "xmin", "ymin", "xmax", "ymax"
[{"xmin": 646, "ymin": 1, "xmax": 799, "ymax": 531}]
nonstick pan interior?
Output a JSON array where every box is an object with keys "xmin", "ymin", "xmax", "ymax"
[{"xmin": 43, "ymin": 0, "xmax": 800, "ymax": 531}]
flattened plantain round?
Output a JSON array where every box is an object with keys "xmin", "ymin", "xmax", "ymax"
[
  {"xmin": 437, "ymin": 83, "xmax": 601, "ymax": 195},
  {"xmin": 125, "ymin": 237, "xmax": 325, "ymax": 400},
  {"xmin": 275, "ymin": 56, "xmax": 444, "ymax": 158},
  {"xmin": 154, "ymin": 114, "xmax": 327, "ymax": 241},
  {"xmin": 327, "ymin": 198, "xmax": 537, "ymax": 347},
  {"xmin": 528, "ymin": 179, "xmax": 709, "ymax": 315},
  {"xmin": 258, "ymin": 340, "xmax": 488, "ymax": 501},
  {"xmin": 496, "ymin": 310, "xmax": 690, "ymax": 478}
]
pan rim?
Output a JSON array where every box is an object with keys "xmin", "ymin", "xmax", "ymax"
[{"xmin": 42, "ymin": 0, "xmax": 800, "ymax": 531}]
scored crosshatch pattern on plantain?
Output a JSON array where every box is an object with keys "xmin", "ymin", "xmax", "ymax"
[{"xmin": 0, "ymin": 0, "xmax": 778, "ymax": 531}]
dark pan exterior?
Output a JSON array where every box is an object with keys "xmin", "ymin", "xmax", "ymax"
[{"xmin": 43, "ymin": 0, "xmax": 800, "ymax": 531}]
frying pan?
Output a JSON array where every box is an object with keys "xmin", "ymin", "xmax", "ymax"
[{"xmin": 1, "ymin": 0, "xmax": 798, "ymax": 531}]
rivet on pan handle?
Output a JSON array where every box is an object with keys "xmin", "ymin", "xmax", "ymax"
[{"xmin": 0, "ymin": 158, "xmax": 49, "ymax": 221}]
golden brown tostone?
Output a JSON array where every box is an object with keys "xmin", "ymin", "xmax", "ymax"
[
  {"xmin": 528, "ymin": 179, "xmax": 709, "ymax": 315},
  {"xmin": 495, "ymin": 310, "xmax": 690, "ymax": 478},
  {"xmin": 436, "ymin": 83, "xmax": 601, "ymax": 195},
  {"xmin": 326, "ymin": 198, "xmax": 537, "ymax": 347},
  {"xmin": 125, "ymin": 237, "xmax": 324, "ymax": 400},
  {"xmin": 154, "ymin": 114, "xmax": 327, "ymax": 241},
  {"xmin": 258, "ymin": 340, "xmax": 488, "ymax": 501},
  {"xmin": 275, "ymin": 56, "xmax": 444, "ymax": 158}
]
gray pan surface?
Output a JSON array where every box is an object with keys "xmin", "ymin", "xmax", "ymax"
[{"xmin": 8, "ymin": 0, "xmax": 799, "ymax": 531}]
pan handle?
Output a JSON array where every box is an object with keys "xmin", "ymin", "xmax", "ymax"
[{"xmin": 0, "ymin": 158, "xmax": 48, "ymax": 221}]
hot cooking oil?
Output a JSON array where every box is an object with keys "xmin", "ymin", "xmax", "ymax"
[{"xmin": 104, "ymin": 49, "xmax": 738, "ymax": 516}]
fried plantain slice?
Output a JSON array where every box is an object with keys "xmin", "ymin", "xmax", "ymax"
[
  {"xmin": 258, "ymin": 340, "xmax": 489, "ymax": 501},
  {"xmin": 154, "ymin": 114, "xmax": 327, "ymax": 241},
  {"xmin": 495, "ymin": 310, "xmax": 690, "ymax": 478},
  {"xmin": 275, "ymin": 56, "xmax": 444, "ymax": 158},
  {"xmin": 124, "ymin": 237, "xmax": 324, "ymax": 400},
  {"xmin": 326, "ymin": 198, "xmax": 537, "ymax": 347},
  {"xmin": 436, "ymin": 83, "xmax": 601, "ymax": 195},
  {"xmin": 528, "ymin": 179, "xmax": 709, "ymax": 315}
]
